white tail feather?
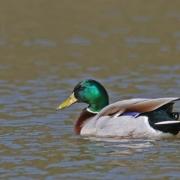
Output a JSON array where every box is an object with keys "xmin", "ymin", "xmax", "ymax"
[{"xmin": 155, "ymin": 121, "xmax": 180, "ymax": 125}]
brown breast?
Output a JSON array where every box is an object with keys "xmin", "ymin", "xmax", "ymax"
[{"xmin": 74, "ymin": 109, "xmax": 96, "ymax": 134}]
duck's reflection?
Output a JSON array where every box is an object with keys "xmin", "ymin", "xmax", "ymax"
[{"xmin": 83, "ymin": 137, "xmax": 156, "ymax": 155}]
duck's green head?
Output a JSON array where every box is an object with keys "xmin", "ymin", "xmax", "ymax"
[{"xmin": 57, "ymin": 79, "xmax": 109, "ymax": 113}]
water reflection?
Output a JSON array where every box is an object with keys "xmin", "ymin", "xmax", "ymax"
[
  {"xmin": 125, "ymin": 36, "xmax": 160, "ymax": 47},
  {"xmin": 66, "ymin": 36, "xmax": 92, "ymax": 46},
  {"xmin": 86, "ymin": 137, "xmax": 154, "ymax": 155},
  {"xmin": 22, "ymin": 39, "xmax": 57, "ymax": 48}
]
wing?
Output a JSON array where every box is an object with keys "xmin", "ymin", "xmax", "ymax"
[{"xmin": 95, "ymin": 97, "xmax": 180, "ymax": 120}]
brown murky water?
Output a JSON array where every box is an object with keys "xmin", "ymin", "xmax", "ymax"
[{"xmin": 0, "ymin": 1, "xmax": 180, "ymax": 179}]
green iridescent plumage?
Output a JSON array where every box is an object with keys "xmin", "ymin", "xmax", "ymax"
[{"xmin": 73, "ymin": 80, "xmax": 109, "ymax": 112}]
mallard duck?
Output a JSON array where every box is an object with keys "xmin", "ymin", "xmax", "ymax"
[{"xmin": 57, "ymin": 79, "xmax": 180, "ymax": 138}]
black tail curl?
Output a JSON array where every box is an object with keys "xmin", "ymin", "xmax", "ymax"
[{"xmin": 142, "ymin": 104, "xmax": 180, "ymax": 135}]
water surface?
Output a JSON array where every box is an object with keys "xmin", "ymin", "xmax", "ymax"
[{"xmin": 0, "ymin": 1, "xmax": 180, "ymax": 179}]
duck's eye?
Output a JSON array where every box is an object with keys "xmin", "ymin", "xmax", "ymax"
[
  {"xmin": 74, "ymin": 84, "xmax": 84, "ymax": 92},
  {"xmin": 78, "ymin": 87, "xmax": 85, "ymax": 92}
]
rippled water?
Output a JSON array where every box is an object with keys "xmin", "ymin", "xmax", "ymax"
[{"xmin": 0, "ymin": 1, "xmax": 180, "ymax": 179}]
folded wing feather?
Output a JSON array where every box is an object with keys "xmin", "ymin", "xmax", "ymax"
[{"xmin": 95, "ymin": 97, "xmax": 180, "ymax": 120}]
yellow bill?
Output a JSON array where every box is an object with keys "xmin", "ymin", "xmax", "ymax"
[{"xmin": 57, "ymin": 93, "xmax": 78, "ymax": 110}]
